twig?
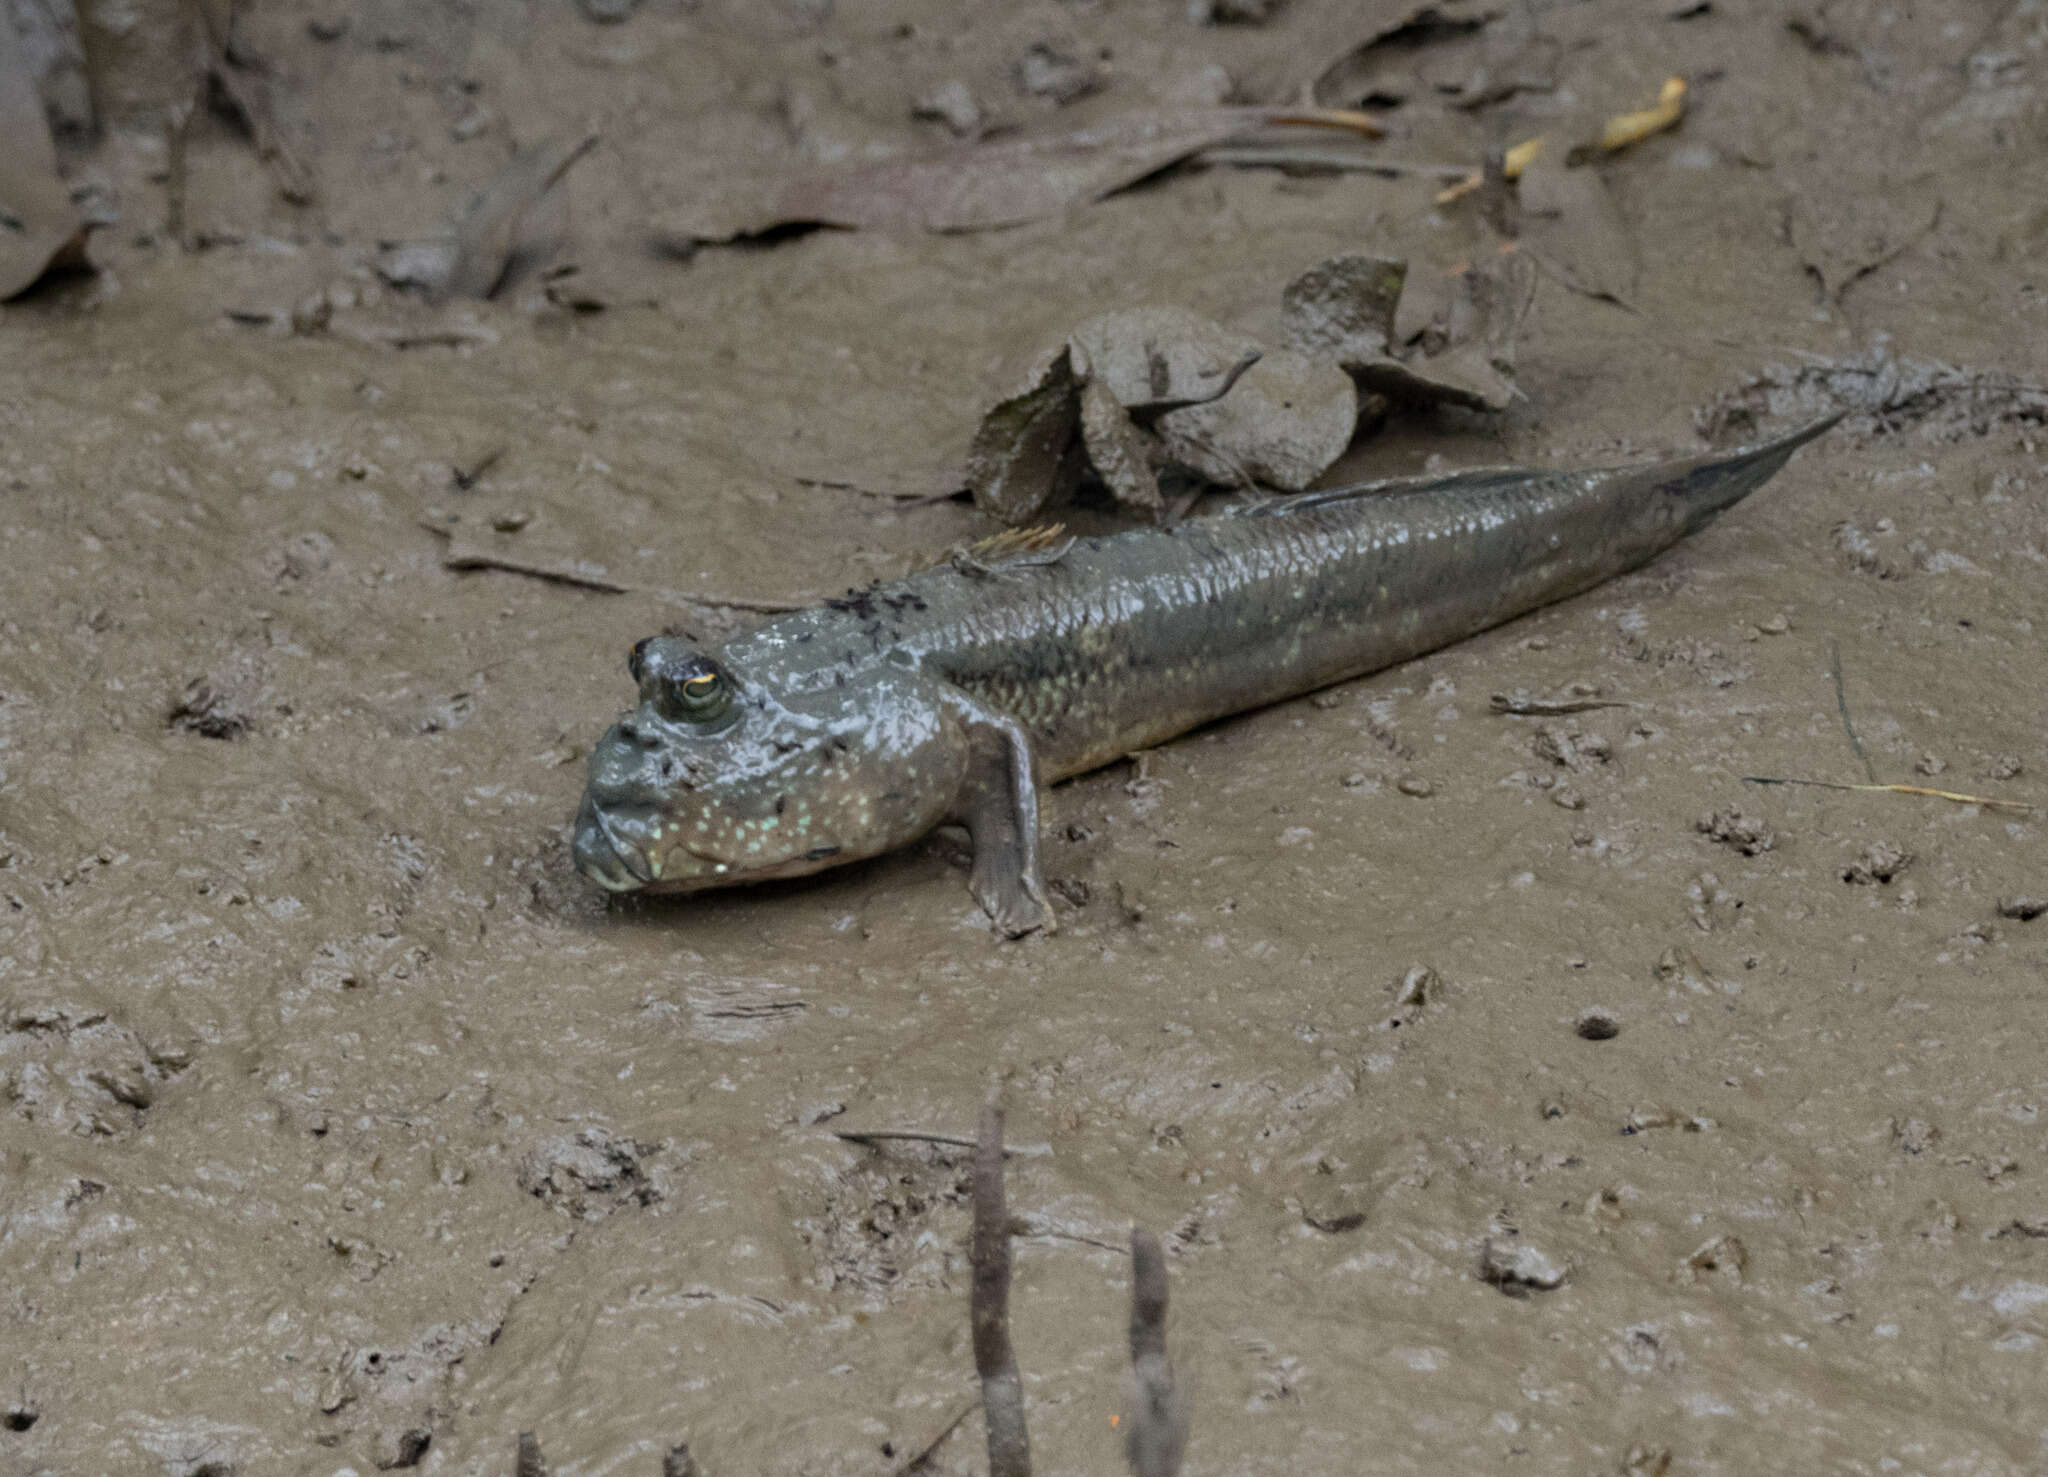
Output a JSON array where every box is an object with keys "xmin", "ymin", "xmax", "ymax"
[
  {"xmin": 1266, "ymin": 106, "xmax": 1388, "ymax": 139},
  {"xmin": 514, "ymin": 1430, "xmax": 548, "ymax": 1477},
  {"xmin": 972, "ymin": 1096, "xmax": 1031, "ymax": 1477},
  {"xmin": 1743, "ymin": 776, "xmax": 2037, "ymax": 814},
  {"xmin": 164, "ymin": 95, "xmax": 196, "ymax": 248},
  {"xmin": 1192, "ymin": 144, "xmax": 1471, "ymax": 176},
  {"xmin": 1488, "ymin": 693, "xmax": 1633, "ymax": 716},
  {"xmin": 186, "ymin": 0, "xmax": 316, "ymax": 204},
  {"xmin": 1133, "ymin": 351, "xmax": 1262, "ymax": 419},
  {"xmin": 833, "ymin": 1129, "xmax": 1052, "ymax": 1157},
  {"xmin": 1124, "ymin": 1228, "xmax": 1188, "ymax": 1477},
  {"xmin": 794, "ymin": 476, "xmax": 947, "ymax": 502},
  {"xmin": 418, "ymin": 521, "xmax": 815, "ymax": 610},
  {"xmin": 1827, "ymin": 640, "xmax": 1878, "ymax": 784},
  {"xmin": 888, "ymin": 1397, "xmax": 979, "ymax": 1477},
  {"xmin": 437, "ymin": 543, "xmax": 632, "ymax": 594},
  {"xmin": 451, "ymin": 445, "xmax": 505, "ymax": 490}
]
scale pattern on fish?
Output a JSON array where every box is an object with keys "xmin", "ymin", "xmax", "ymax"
[{"xmin": 572, "ymin": 415, "xmax": 1839, "ymax": 934}]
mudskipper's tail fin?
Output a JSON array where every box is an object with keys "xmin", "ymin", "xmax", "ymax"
[{"xmin": 1662, "ymin": 411, "xmax": 1844, "ymax": 532}]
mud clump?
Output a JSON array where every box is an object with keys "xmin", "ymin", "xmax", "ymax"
[
  {"xmin": 1480, "ymin": 1234, "xmax": 1568, "ymax": 1295},
  {"xmin": 1841, "ymin": 843, "xmax": 1912, "ymax": 886},
  {"xmin": 1696, "ymin": 808, "xmax": 1777, "ymax": 856},
  {"xmin": 1, "ymin": 997, "xmax": 190, "ymax": 1137},
  {"xmin": 799, "ymin": 1143, "xmax": 974, "ymax": 1295},
  {"xmin": 517, "ymin": 1126, "xmax": 672, "ymax": 1219}
]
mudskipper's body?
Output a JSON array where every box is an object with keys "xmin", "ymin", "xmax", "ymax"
[{"xmin": 573, "ymin": 417, "xmax": 1839, "ymax": 933}]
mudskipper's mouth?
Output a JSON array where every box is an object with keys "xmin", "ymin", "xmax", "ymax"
[
  {"xmin": 572, "ymin": 802, "xmax": 650, "ymax": 892},
  {"xmin": 572, "ymin": 800, "xmax": 739, "ymax": 893}
]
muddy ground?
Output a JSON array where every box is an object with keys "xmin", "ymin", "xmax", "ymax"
[{"xmin": 3, "ymin": 0, "xmax": 2048, "ymax": 1473}]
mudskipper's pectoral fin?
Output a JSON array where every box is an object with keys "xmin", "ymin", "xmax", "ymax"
[{"xmin": 942, "ymin": 693, "xmax": 1054, "ymax": 938}]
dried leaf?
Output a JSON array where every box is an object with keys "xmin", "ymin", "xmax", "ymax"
[
  {"xmin": 1155, "ymin": 348, "xmax": 1356, "ymax": 491},
  {"xmin": 442, "ymin": 133, "xmax": 600, "ymax": 301},
  {"xmin": 1284, "ymin": 251, "xmax": 1532, "ymax": 412},
  {"xmin": 11, "ymin": 0, "xmax": 91, "ymax": 134},
  {"xmin": 0, "ymin": 1, "xmax": 88, "ymax": 300},
  {"xmin": 1280, "ymin": 254, "xmax": 1407, "ymax": 365},
  {"xmin": 965, "ymin": 344, "xmax": 1086, "ymax": 524},
  {"xmin": 1787, "ymin": 173, "xmax": 1941, "ymax": 303},
  {"xmin": 189, "ymin": 0, "xmax": 317, "ymax": 205},
  {"xmin": 652, "ymin": 106, "xmax": 1380, "ymax": 243},
  {"xmin": 1070, "ymin": 306, "xmax": 1266, "ymax": 413},
  {"xmin": 1297, "ymin": 1, "xmax": 1503, "ymax": 107},
  {"xmin": 1417, "ymin": 23, "xmax": 1561, "ymax": 111},
  {"xmin": 1079, "ymin": 376, "xmax": 1163, "ymax": 516},
  {"xmin": 1519, "ymin": 163, "xmax": 1637, "ymax": 305}
]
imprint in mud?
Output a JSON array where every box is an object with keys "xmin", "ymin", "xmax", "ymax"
[
  {"xmin": 516, "ymin": 1124, "xmax": 677, "ymax": 1220},
  {"xmin": 797, "ymin": 1141, "xmax": 975, "ymax": 1296},
  {"xmin": 1, "ymin": 995, "xmax": 190, "ymax": 1136}
]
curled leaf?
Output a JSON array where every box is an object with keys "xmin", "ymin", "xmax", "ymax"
[
  {"xmin": 1283, "ymin": 251, "xmax": 1532, "ymax": 413},
  {"xmin": 1069, "ymin": 306, "xmax": 1266, "ymax": 413},
  {"xmin": 0, "ymin": 1, "xmax": 88, "ymax": 301},
  {"xmin": 965, "ymin": 344, "xmax": 1086, "ymax": 525},
  {"xmin": 1155, "ymin": 348, "xmax": 1357, "ymax": 491},
  {"xmin": 653, "ymin": 106, "xmax": 1382, "ymax": 245}
]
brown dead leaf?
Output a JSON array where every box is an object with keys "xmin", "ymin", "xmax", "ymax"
[
  {"xmin": 13, "ymin": 0, "xmax": 91, "ymax": 135},
  {"xmin": 1280, "ymin": 255, "xmax": 1408, "ymax": 365},
  {"xmin": 652, "ymin": 107, "xmax": 1380, "ymax": 244},
  {"xmin": 1787, "ymin": 173, "xmax": 1941, "ymax": 304},
  {"xmin": 1518, "ymin": 162, "xmax": 1637, "ymax": 305},
  {"xmin": 0, "ymin": 1, "xmax": 88, "ymax": 300},
  {"xmin": 1155, "ymin": 349, "xmax": 1356, "ymax": 491},
  {"xmin": 1078, "ymin": 376, "xmax": 1163, "ymax": 516},
  {"xmin": 442, "ymin": 133, "xmax": 600, "ymax": 301},
  {"xmin": 1293, "ymin": 1, "xmax": 1503, "ymax": 107},
  {"xmin": 189, "ymin": 0, "xmax": 317, "ymax": 205},
  {"xmin": 1069, "ymin": 306, "xmax": 1266, "ymax": 413},
  {"xmin": 1283, "ymin": 251, "xmax": 1533, "ymax": 412},
  {"xmin": 964, "ymin": 343, "xmax": 1087, "ymax": 525},
  {"xmin": 969, "ymin": 303, "xmax": 1361, "ymax": 522}
]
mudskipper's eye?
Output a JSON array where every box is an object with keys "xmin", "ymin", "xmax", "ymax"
[
  {"xmin": 631, "ymin": 637, "xmax": 738, "ymax": 726},
  {"xmin": 676, "ymin": 671, "xmax": 730, "ymax": 721},
  {"xmin": 649, "ymin": 662, "xmax": 732, "ymax": 724}
]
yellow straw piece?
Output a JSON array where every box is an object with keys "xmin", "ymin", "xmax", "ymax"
[
  {"xmin": 1744, "ymin": 777, "xmax": 2039, "ymax": 815},
  {"xmin": 1599, "ymin": 76, "xmax": 1687, "ymax": 152},
  {"xmin": 1435, "ymin": 77, "xmax": 1684, "ymax": 204},
  {"xmin": 1435, "ymin": 137, "xmax": 1542, "ymax": 204},
  {"xmin": 1270, "ymin": 106, "xmax": 1389, "ymax": 139}
]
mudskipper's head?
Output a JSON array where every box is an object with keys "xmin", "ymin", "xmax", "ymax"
[{"xmin": 572, "ymin": 635, "xmax": 967, "ymax": 896}]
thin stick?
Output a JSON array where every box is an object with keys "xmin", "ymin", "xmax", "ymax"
[
  {"xmin": 1743, "ymin": 776, "xmax": 2037, "ymax": 814},
  {"xmin": 419, "ymin": 522, "xmax": 814, "ymax": 611},
  {"xmin": 1192, "ymin": 144, "xmax": 1471, "ymax": 176},
  {"xmin": 888, "ymin": 1397, "xmax": 979, "ymax": 1477},
  {"xmin": 1266, "ymin": 106, "xmax": 1388, "ymax": 139},
  {"xmin": 1124, "ymin": 1229, "xmax": 1187, "ymax": 1477},
  {"xmin": 437, "ymin": 545, "xmax": 632, "ymax": 594},
  {"xmin": 1828, "ymin": 641, "xmax": 1878, "ymax": 784},
  {"xmin": 835, "ymin": 1129, "xmax": 1054, "ymax": 1157},
  {"xmin": 793, "ymin": 476, "xmax": 944, "ymax": 502},
  {"xmin": 972, "ymin": 1096, "xmax": 1031, "ymax": 1477}
]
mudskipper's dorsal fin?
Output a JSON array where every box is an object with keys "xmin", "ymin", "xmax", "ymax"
[
  {"xmin": 948, "ymin": 523, "xmax": 1076, "ymax": 578},
  {"xmin": 1246, "ymin": 413, "xmax": 1845, "ymax": 518}
]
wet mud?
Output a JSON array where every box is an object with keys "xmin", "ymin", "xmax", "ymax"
[{"xmin": 3, "ymin": 1, "xmax": 2046, "ymax": 1473}]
